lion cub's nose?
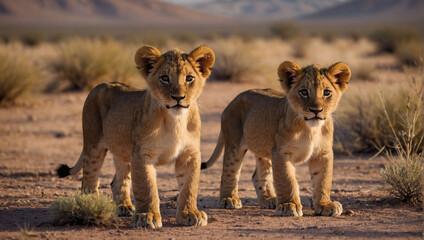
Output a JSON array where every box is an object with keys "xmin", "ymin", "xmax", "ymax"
[
  {"xmin": 309, "ymin": 108, "xmax": 323, "ymax": 115},
  {"xmin": 171, "ymin": 95, "xmax": 186, "ymax": 102}
]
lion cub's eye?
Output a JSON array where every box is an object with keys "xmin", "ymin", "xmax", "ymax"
[
  {"xmin": 160, "ymin": 75, "xmax": 170, "ymax": 84},
  {"xmin": 324, "ymin": 89, "xmax": 332, "ymax": 97},
  {"xmin": 186, "ymin": 75, "xmax": 194, "ymax": 83},
  {"xmin": 299, "ymin": 89, "xmax": 308, "ymax": 98}
]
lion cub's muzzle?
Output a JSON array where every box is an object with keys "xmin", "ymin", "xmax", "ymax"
[
  {"xmin": 166, "ymin": 95, "xmax": 190, "ymax": 109},
  {"xmin": 304, "ymin": 108, "xmax": 326, "ymax": 121}
]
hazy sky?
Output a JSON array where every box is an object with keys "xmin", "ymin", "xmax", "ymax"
[{"xmin": 160, "ymin": 0, "xmax": 213, "ymax": 5}]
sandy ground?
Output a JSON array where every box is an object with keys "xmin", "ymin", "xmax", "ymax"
[{"xmin": 0, "ymin": 82, "xmax": 422, "ymax": 239}]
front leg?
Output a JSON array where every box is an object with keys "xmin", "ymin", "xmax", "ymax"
[
  {"xmin": 175, "ymin": 149, "xmax": 207, "ymax": 226},
  {"xmin": 309, "ymin": 150, "xmax": 342, "ymax": 216},
  {"xmin": 130, "ymin": 148, "xmax": 162, "ymax": 229},
  {"xmin": 271, "ymin": 146, "xmax": 303, "ymax": 217}
]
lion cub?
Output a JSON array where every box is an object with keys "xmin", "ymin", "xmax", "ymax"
[
  {"xmin": 202, "ymin": 61, "xmax": 351, "ymax": 217},
  {"xmin": 57, "ymin": 45, "xmax": 215, "ymax": 228}
]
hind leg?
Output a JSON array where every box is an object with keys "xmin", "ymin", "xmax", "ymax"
[
  {"xmin": 219, "ymin": 145, "xmax": 247, "ymax": 209},
  {"xmin": 252, "ymin": 156, "xmax": 276, "ymax": 209},
  {"xmin": 111, "ymin": 155, "xmax": 135, "ymax": 216},
  {"xmin": 81, "ymin": 143, "xmax": 108, "ymax": 194}
]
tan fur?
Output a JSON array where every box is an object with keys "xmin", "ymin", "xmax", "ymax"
[
  {"xmin": 202, "ymin": 61, "xmax": 351, "ymax": 217},
  {"xmin": 63, "ymin": 45, "xmax": 215, "ymax": 228}
]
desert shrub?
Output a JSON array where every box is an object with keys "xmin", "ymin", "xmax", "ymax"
[
  {"xmin": 369, "ymin": 26, "xmax": 422, "ymax": 53},
  {"xmin": 50, "ymin": 38, "xmax": 141, "ymax": 91},
  {"xmin": 174, "ymin": 32, "xmax": 200, "ymax": 44},
  {"xmin": 352, "ymin": 64, "xmax": 377, "ymax": 81},
  {"xmin": 0, "ymin": 34, "xmax": 17, "ymax": 44},
  {"xmin": 0, "ymin": 45, "xmax": 38, "ymax": 104},
  {"xmin": 49, "ymin": 193, "xmax": 118, "ymax": 226},
  {"xmin": 210, "ymin": 38, "xmax": 263, "ymax": 82},
  {"xmin": 21, "ymin": 32, "xmax": 45, "ymax": 47},
  {"xmin": 347, "ymin": 31, "xmax": 364, "ymax": 42},
  {"xmin": 319, "ymin": 31, "xmax": 338, "ymax": 43},
  {"xmin": 379, "ymin": 81, "xmax": 423, "ymax": 206},
  {"xmin": 395, "ymin": 40, "xmax": 423, "ymax": 67},
  {"xmin": 270, "ymin": 22, "xmax": 304, "ymax": 40},
  {"xmin": 291, "ymin": 39, "xmax": 309, "ymax": 59},
  {"xmin": 124, "ymin": 33, "xmax": 169, "ymax": 49},
  {"xmin": 334, "ymin": 81, "xmax": 423, "ymax": 154},
  {"xmin": 381, "ymin": 154, "xmax": 423, "ymax": 205}
]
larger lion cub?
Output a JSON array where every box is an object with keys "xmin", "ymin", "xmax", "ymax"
[
  {"xmin": 202, "ymin": 61, "xmax": 351, "ymax": 217},
  {"xmin": 57, "ymin": 45, "xmax": 215, "ymax": 228}
]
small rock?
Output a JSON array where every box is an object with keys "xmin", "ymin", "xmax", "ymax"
[
  {"xmin": 55, "ymin": 132, "xmax": 66, "ymax": 138},
  {"xmin": 342, "ymin": 209, "xmax": 356, "ymax": 216},
  {"xmin": 28, "ymin": 115, "xmax": 37, "ymax": 122}
]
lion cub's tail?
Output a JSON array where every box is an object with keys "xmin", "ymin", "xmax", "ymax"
[
  {"xmin": 56, "ymin": 152, "xmax": 84, "ymax": 178},
  {"xmin": 201, "ymin": 132, "xmax": 224, "ymax": 170}
]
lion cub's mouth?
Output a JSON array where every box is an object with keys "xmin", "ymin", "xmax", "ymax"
[
  {"xmin": 166, "ymin": 104, "xmax": 189, "ymax": 109},
  {"xmin": 304, "ymin": 116, "xmax": 325, "ymax": 121}
]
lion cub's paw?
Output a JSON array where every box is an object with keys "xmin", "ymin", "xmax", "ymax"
[
  {"xmin": 177, "ymin": 210, "xmax": 207, "ymax": 227},
  {"xmin": 117, "ymin": 204, "xmax": 135, "ymax": 217},
  {"xmin": 276, "ymin": 202, "xmax": 303, "ymax": 217},
  {"xmin": 259, "ymin": 197, "xmax": 277, "ymax": 209},
  {"xmin": 132, "ymin": 212, "xmax": 162, "ymax": 229},
  {"xmin": 220, "ymin": 197, "xmax": 242, "ymax": 209},
  {"xmin": 314, "ymin": 201, "xmax": 343, "ymax": 216}
]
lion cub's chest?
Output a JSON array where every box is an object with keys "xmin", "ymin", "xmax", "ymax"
[
  {"xmin": 283, "ymin": 127, "xmax": 323, "ymax": 164},
  {"xmin": 155, "ymin": 116, "xmax": 190, "ymax": 166}
]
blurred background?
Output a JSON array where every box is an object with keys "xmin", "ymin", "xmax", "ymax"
[
  {"xmin": 0, "ymin": 1, "xmax": 423, "ymax": 230},
  {"xmin": 0, "ymin": 0, "xmax": 423, "ymax": 154}
]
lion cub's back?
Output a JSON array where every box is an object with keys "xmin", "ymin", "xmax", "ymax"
[
  {"xmin": 221, "ymin": 89, "xmax": 287, "ymax": 158},
  {"xmin": 83, "ymin": 82, "xmax": 147, "ymax": 159}
]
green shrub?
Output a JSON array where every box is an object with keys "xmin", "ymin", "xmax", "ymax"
[
  {"xmin": 49, "ymin": 193, "xmax": 119, "ymax": 226},
  {"xmin": 369, "ymin": 26, "xmax": 422, "ymax": 53},
  {"xmin": 0, "ymin": 45, "xmax": 38, "ymax": 104},
  {"xmin": 50, "ymin": 38, "xmax": 142, "ymax": 91},
  {"xmin": 270, "ymin": 22, "xmax": 304, "ymax": 40},
  {"xmin": 395, "ymin": 40, "xmax": 423, "ymax": 67}
]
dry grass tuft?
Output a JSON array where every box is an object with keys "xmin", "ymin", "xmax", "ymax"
[
  {"xmin": 49, "ymin": 38, "xmax": 142, "ymax": 91},
  {"xmin": 210, "ymin": 38, "xmax": 265, "ymax": 83},
  {"xmin": 334, "ymin": 79, "xmax": 423, "ymax": 154},
  {"xmin": 0, "ymin": 44, "xmax": 38, "ymax": 104},
  {"xmin": 49, "ymin": 192, "xmax": 119, "ymax": 226},
  {"xmin": 17, "ymin": 223, "xmax": 37, "ymax": 238},
  {"xmin": 352, "ymin": 64, "xmax": 377, "ymax": 82},
  {"xmin": 369, "ymin": 26, "xmax": 422, "ymax": 54},
  {"xmin": 270, "ymin": 22, "xmax": 304, "ymax": 40},
  {"xmin": 395, "ymin": 40, "xmax": 423, "ymax": 67},
  {"xmin": 379, "ymin": 79, "xmax": 424, "ymax": 206}
]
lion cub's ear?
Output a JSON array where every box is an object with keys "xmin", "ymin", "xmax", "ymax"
[
  {"xmin": 278, "ymin": 61, "xmax": 302, "ymax": 93},
  {"xmin": 134, "ymin": 45, "xmax": 162, "ymax": 78},
  {"xmin": 189, "ymin": 46, "xmax": 215, "ymax": 79},
  {"xmin": 327, "ymin": 62, "xmax": 351, "ymax": 92}
]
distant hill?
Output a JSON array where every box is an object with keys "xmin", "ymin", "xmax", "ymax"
[
  {"xmin": 188, "ymin": 0, "xmax": 346, "ymax": 20},
  {"xmin": 0, "ymin": 0, "xmax": 222, "ymax": 27},
  {"xmin": 301, "ymin": 0, "xmax": 424, "ymax": 25}
]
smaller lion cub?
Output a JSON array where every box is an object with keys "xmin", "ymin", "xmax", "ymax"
[
  {"xmin": 202, "ymin": 61, "xmax": 351, "ymax": 217},
  {"xmin": 57, "ymin": 45, "xmax": 215, "ymax": 228}
]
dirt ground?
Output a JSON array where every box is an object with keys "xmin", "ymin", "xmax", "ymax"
[{"xmin": 0, "ymin": 82, "xmax": 422, "ymax": 239}]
